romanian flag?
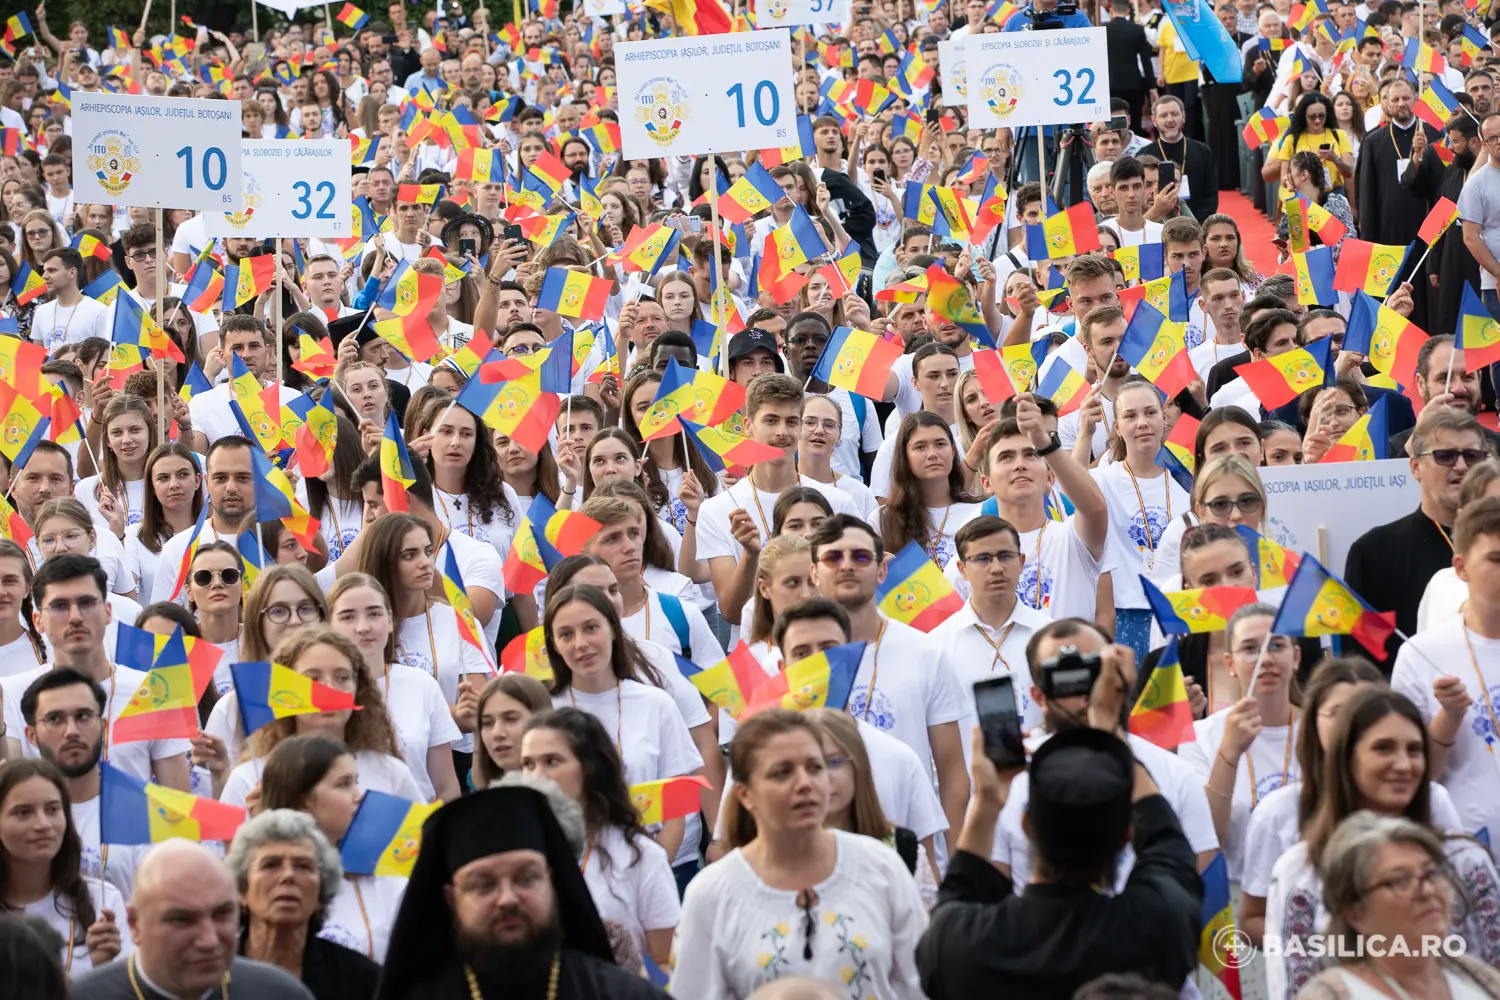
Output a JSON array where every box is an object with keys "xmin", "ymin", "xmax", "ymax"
[
  {"xmin": 2, "ymin": 13, "xmax": 34, "ymax": 50},
  {"xmin": 1282, "ymin": 195, "xmax": 1347, "ymax": 253},
  {"xmin": 718, "ymin": 162, "xmax": 783, "ymax": 225},
  {"xmin": 679, "ymin": 418, "xmax": 783, "ymax": 474},
  {"xmin": 1342, "ymin": 290, "xmax": 1427, "ymax": 382},
  {"xmin": 1129, "ymin": 636, "xmax": 1195, "ymax": 750},
  {"xmin": 1333, "ymin": 239, "xmax": 1409, "ymax": 297},
  {"xmin": 517, "ymin": 211, "xmax": 575, "ymax": 248},
  {"xmin": 440, "ymin": 547, "xmax": 492, "ymax": 665},
  {"xmin": 12, "ymin": 262, "xmax": 45, "ymax": 306},
  {"xmin": 760, "ymin": 115, "xmax": 815, "ymax": 168},
  {"xmin": 501, "ymin": 627, "xmax": 553, "ymax": 682},
  {"xmin": 1142, "ymin": 576, "xmax": 1258, "ymax": 634},
  {"xmin": 643, "ymin": 0, "xmax": 733, "ymax": 35},
  {"xmin": 535, "ymin": 268, "xmax": 610, "ymax": 321},
  {"xmin": 455, "ymin": 372, "xmax": 561, "ymax": 453},
  {"xmin": 1458, "ymin": 284, "xmax": 1500, "ymax": 371},
  {"xmin": 376, "ymin": 260, "xmax": 441, "ymax": 317},
  {"xmin": 502, "ymin": 495, "xmax": 600, "ymax": 593},
  {"xmin": 0, "ymin": 128, "xmax": 22, "ymax": 157},
  {"xmin": 675, "ymin": 642, "xmax": 766, "ymax": 719},
  {"xmin": 0, "ymin": 337, "xmax": 48, "ymax": 400},
  {"xmin": 1402, "ymin": 37, "xmax": 1446, "ymax": 75},
  {"xmin": 167, "ymin": 508, "xmax": 209, "ymax": 601},
  {"xmin": 579, "ymin": 120, "xmax": 621, "ymax": 155},
  {"xmin": 1417, "ymin": 197, "xmax": 1459, "ymax": 246},
  {"xmin": 294, "ymin": 391, "xmax": 338, "ymax": 479},
  {"xmin": 453, "ymin": 148, "xmax": 506, "ymax": 184},
  {"xmin": 70, "ymin": 233, "xmax": 113, "ymax": 262},
  {"xmin": 396, "ymin": 183, "xmax": 444, "ymax": 205},
  {"xmin": 925, "ymin": 265, "xmax": 993, "ymax": 347},
  {"xmin": 1157, "ymin": 442, "xmax": 1196, "ymax": 494},
  {"xmin": 811, "ymin": 325, "xmax": 901, "ymax": 399},
  {"xmin": 350, "ymin": 135, "xmax": 377, "ymax": 167},
  {"xmin": 224, "ymin": 254, "xmax": 276, "ymax": 310},
  {"xmin": 1414, "ymin": 79, "xmax": 1459, "ymax": 129},
  {"xmin": 373, "ymin": 311, "xmax": 442, "ymax": 366},
  {"xmin": 972, "ymin": 348, "xmax": 1017, "ymax": 406},
  {"xmin": 1462, "ymin": 23, "xmax": 1490, "ymax": 67},
  {"xmin": 618, "ymin": 223, "xmax": 681, "ymax": 276},
  {"xmin": 743, "ymin": 642, "xmax": 866, "ymax": 717},
  {"xmin": 292, "ymin": 331, "xmax": 338, "ymax": 379},
  {"xmin": 1199, "ymin": 853, "xmax": 1243, "ymax": 1000},
  {"xmin": 112, "ymin": 628, "xmax": 222, "ymax": 742},
  {"xmin": 1232, "ymin": 335, "xmax": 1334, "ymax": 409},
  {"xmin": 181, "ymin": 261, "xmax": 224, "ymax": 313},
  {"xmin": 113, "ymin": 294, "xmax": 184, "ymax": 362},
  {"xmin": 1113, "ymin": 243, "xmax": 1166, "ymax": 285},
  {"xmin": 237, "ymin": 529, "xmax": 271, "ymax": 593},
  {"xmin": 249, "ymin": 449, "xmax": 321, "ymax": 549},
  {"xmin": 876, "ymin": 542, "xmax": 964, "ymax": 632},
  {"xmin": 1118, "ymin": 302, "xmax": 1195, "ymax": 398},
  {"xmin": 630, "ymin": 776, "xmax": 712, "ymax": 824},
  {"xmin": 231, "ymin": 660, "xmax": 362, "ymax": 736},
  {"xmin": 1241, "ymin": 107, "xmax": 1289, "ymax": 150},
  {"xmin": 1236, "ymin": 525, "xmax": 1302, "ymax": 590},
  {"xmin": 1292, "ymin": 246, "xmax": 1337, "ymax": 307},
  {"xmin": 1271, "ymin": 553, "xmax": 1395, "ymax": 656},
  {"xmin": 768, "ymin": 206, "xmax": 829, "ymax": 274},
  {"xmin": 336, "ymin": 3, "xmax": 371, "ymax": 30},
  {"xmin": 928, "ymin": 187, "xmax": 978, "ymax": 241},
  {"xmin": 888, "ymin": 110, "xmax": 922, "ymax": 144},
  {"xmin": 819, "ymin": 245, "xmax": 863, "ymax": 297},
  {"xmin": 0, "ymin": 492, "xmax": 31, "ymax": 547},
  {"xmin": 972, "ymin": 174, "xmax": 1009, "ymax": 247},
  {"xmin": 1035, "ymin": 356, "xmax": 1090, "ymax": 416},
  {"xmin": 339, "ymin": 790, "xmax": 439, "ymax": 877},
  {"xmin": 380, "ymin": 411, "xmax": 416, "ymax": 512},
  {"xmin": 636, "ymin": 358, "xmax": 745, "ymax": 440},
  {"xmin": 109, "ymin": 25, "xmax": 131, "ymax": 51},
  {"xmin": 1320, "ymin": 394, "xmax": 1389, "ymax": 463},
  {"xmin": 1025, "ymin": 201, "xmax": 1101, "ymax": 259},
  {"xmin": 101, "ymin": 763, "xmax": 246, "ymax": 845},
  {"xmin": 227, "ymin": 354, "xmax": 280, "ymax": 455},
  {"xmin": 0, "ymin": 383, "xmax": 46, "ymax": 466}
]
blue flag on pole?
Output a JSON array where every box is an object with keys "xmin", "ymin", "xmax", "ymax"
[{"xmin": 1162, "ymin": 0, "xmax": 1243, "ymax": 83}]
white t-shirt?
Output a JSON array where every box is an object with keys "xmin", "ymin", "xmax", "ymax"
[
  {"xmin": 1091, "ymin": 463, "xmax": 1191, "ymax": 609},
  {"xmin": 1101, "ymin": 217, "xmax": 1165, "ymax": 248},
  {"xmin": 621, "ymin": 588, "xmax": 725, "ymax": 670},
  {"xmin": 582, "ymin": 824, "xmax": 681, "ymax": 958},
  {"xmin": 395, "ymin": 604, "xmax": 493, "ymax": 755},
  {"xmin": 26, "ymin": 879, "xmax": 132, "ymax": 974},
  {"xmin": 1178, "ymin": 706, "xmax": 1301, "ymax": 880},
  {"xmin": 320, "ymin": 874, "xmax": 407, "ymax": 964},
  {"xmin": 3, "ymin": 664, "xmax": 192, "ymax": 787},
  {"xmin": 671, "ymin": 830, "xmax": 927, "ymax": 1000},
  {"xmin": 993, "ymin": 732, "xmax": 1219, "ymax": 887},
  {"xmin": 220, "ymin": 749, "xmax": 423, "ymax": 808},
  {"xmin": 1058, "ymin": 393, "xmax": 1114, "ymax": 463},
  {"xmin": 0, "ymin": 630, "xmax": 46, "ymax": 675},
  {"xmin": 931, "ymin": 600, "xmax": 1051, "ymax": 755},
  {"xmin": 869, "ymin": 423, "xmax": 964, "ymax": 500},
  {"xmin": 1188, "ymin": 336, "xmax": 1244, "ymax": 385},
  {"xmin": 551, "ymin": 680, "xmax": 702, "ymax": 789},
  {"xmin": 1392, "ymin": 623, "xmax": 1500, "ymax": 851},
  {"xmin": 76, "ymin": 475, "xmax": 146, "ymax": 530},
  {"xmin": 125, "ymin": 287, "xmax": 218, "ymax": 342},
  {"xmin": 72, "ymin": 794, "xmax": 149, "ymax": 902},
  {"xmin": 846, "ymin": 617, "xmax": 968, "ymax": 779},
  {"xmin": 944, "ymin": 515, "xmax": 1105, "ymax": 623},
  {"xmin": 695, "ymin": 474, "xmax": 862, "ymax": 564},
  {"xmin": 1417, "ymin": 567, "xmax": 1468, "ymax": 634},
  {"xmin": 145, "ymin": 519, "xmax": 230, "ymax": 606},
  {"xmin": 31, "ymin": 532, "xmax": 136, "ymax": 598},
  {"xmin": 431, "ymin": 484, "xmax": 522, "ymax": 567},
  {"xmin": 827, "ymin": 474, "xmax": 881, "ymax": 524},
  {"xmin": 891, "ymin": 350, "xmax": 976, "ymax": 421},
  {"xmin": 810, "ymin": 387, "xmax": 883, "ymax": 479},
  {"xmin": 378, "ymin": 664, "xmax": 463, "ymax": 801},
  {"xmin": 29, "ymin": 297, "xmax": 110, "ymax": 351}
]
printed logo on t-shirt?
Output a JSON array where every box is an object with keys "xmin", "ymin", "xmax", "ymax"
[
  {"xmin": 1016, "ymin": 564, "xmax": 1055, "ymax": 611},
  {"xmin": 399, "ymin": 650, "xmax": 435, "ymax": 676},
  {"xmin": 1470, "ymin": 685, "xmax": 1500, "ymax": 747},
  {"xmin": 1128, "ymin": 507, "xmax": 1170, "ymax": 555},
  {"xmin": 665, "ymin": 497, "xmax": 687, "ymax": 535},
  {"xmin": 318, "ymin": 921, "xmax": 365, "ymax": 953},
  {"xmin": 846, "ymin": 687, "xmax": 896, "ymax": 732},
  {"xmin": 81, "ymin": 844, "xmax": 103, "ymax": 882},
  {"xmin": 328, "ymin": 527, "xmax": 360, "ymax": 561},
  {"xmin": 1254, "ymin": 771, "xmax": 1291, "ymax": 803},
  {"xmin": 929, "ymin": 536, "xmax": 957, "ymax": 570},
  {"xmin": 126, "ymin": 509, "xmax": 142, "ymax": 528}
]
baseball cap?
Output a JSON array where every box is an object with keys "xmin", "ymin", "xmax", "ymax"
[{"xmin": 727, "ymin": 329, "xmax": 785, "ymax": 371}]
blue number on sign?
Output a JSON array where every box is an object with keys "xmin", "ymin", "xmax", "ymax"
[
  {"xmin": 175, "ymin": 146, "xmax": 228, "ymax": 190},
  {"xmin": 727, "ymin": 82, "xmax": 780, "ymax": 128},
  {"xmin": 1052, "ymin": 68, "xmax": 1096, "ymax": 107},
  {"xmin": 292, "ymin": 181, "xmax": 339, "ymax": 220}
]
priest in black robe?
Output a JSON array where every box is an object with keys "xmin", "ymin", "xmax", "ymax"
[
  {"xmin": 1357, "ymin": 77, "xmax": 1445, "ymax": 246},
  {"xmin": 374, "ymin": 782, "xmax": 667, "ymax": 1000}
]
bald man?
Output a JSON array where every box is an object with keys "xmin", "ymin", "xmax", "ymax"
[
  {"xmin": 747, "ymin": 978, "xmax": 848, "ymax": 1000},
  {"xmin": 71, "ymin": 840, "xmax": 314, "ymax": 1000}
]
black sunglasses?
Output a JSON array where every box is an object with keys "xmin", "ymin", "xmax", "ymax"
[{"xmin": 192, "ymin": 567, "xmax": 242, "ymax": 587}]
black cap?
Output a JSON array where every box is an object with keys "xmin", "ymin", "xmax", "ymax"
[
  {"xmin": 727, "ymin": 329, "xmax": 784, "ymax": 371},
  {"xmin": 1026, "ymin": 727, "xmax": 1135, "ymax": 868}
]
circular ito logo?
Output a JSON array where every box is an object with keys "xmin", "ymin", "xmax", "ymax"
[
  {"xmin": 85, "ymin": 130, "xmax": 142, "ymax": 197},
  {"xmin": 634, "ymin": 77, "xmax": 691, "ymax": 148},
  {"xmin": 979, "ymin": 64, "xmax": 1025, "ymax": 122}
]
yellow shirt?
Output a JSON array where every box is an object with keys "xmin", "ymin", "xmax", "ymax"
[
  {"xmin": 1273, "ymin": 127, "xmax": 1352, "ymax": 187},
  {"xmin": 1158, "ymin": 22, "xmax": 1199, "ymax": 85}
]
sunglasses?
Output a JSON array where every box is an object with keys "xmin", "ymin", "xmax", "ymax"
[
  {"xmin": 193, "ymin": 567, "xmax": 242, "ymax": 587},
  {"xmin": 817, "ymin": 549, "xmax": 876, "ymax": 567},
  {"xmin": 1202, "ymin": 494, "xmax": 1264, "ymax": 518},
  {"xmin": 1422, "ymin": 448, "xmax": 1489, "ymax": 468}
]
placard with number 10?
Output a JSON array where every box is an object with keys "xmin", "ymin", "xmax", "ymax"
[{"xmin": 615, "ymin": 29, "xmax": 797, "ymax": 160}]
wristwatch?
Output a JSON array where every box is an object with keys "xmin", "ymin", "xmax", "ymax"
[{"xmin": 1036, "ymin": 432, "xmax": 1063, "ymax": 457}]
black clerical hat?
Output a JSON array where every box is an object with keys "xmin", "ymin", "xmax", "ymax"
[{"xmin": 1026, "ymin": 727, "xmax": 1135, "ymax": 869}]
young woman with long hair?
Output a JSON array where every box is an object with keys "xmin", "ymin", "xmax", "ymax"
[
  {"xmin": 412, "ymin": 398, "xmax": 520, "ymax": 558},
  {"xmin": 472, "ymin": 674, "xmax": 553, "ymax": 787},
  {"xmin": 655, "ymin": 271, "xmax": 701, "ymax": 337},
  {"xmin": 0, "ymin": 759, "xmax": 128, "ymax": 972},
  {"xmin": 1148, "ymin": 454, "xmax": 1269, "ymax": 590},
  {"xmin": 217, "ymin": 627, "xmax": 420, "ymax": 809},
  {"xmin": 521, "ymin": 707, "xmax": 680, "ymax": 967},
  {"xmin": 1094, "ymin": 377, "xmax": 1191, "ymax": 660},
  {"xmin": 672, "ymin": 710, "xmax": 926, "ymax": 997},
  {"xmin": 1194, "ymin": 406, "xmax": 1265, "ymax": 468},
  {"xmin": 74, "ymin": 394, "xmax": 155, "ymax": 531},
  {"xmin": 495, "ymin": 430, "xmax": 562, "ymax": 519},
  {"xmin": 1199, "ymin": 214, "xmax": 1265, "ymax": 292},
  {"xmin": 0, "ymin": 539, "xmax": 43, "ymax": 670},
  {"xmin": 796, "ymin": 395, "xmax": 879, "ymax": 523},
  {"xmin": 33, "ymin": 497, "xmax": 136, "ymax": 603},
  {"xmin": 125, "ymin": 443, "xmax": 203, "ymax": 598},
  {"xmin": 773, "ymin": 487, "xmax": 834, "ymax": 538},
  {"xmin": 17, "ymin": 208, "xmax": 62, "ymax": 273},
  {"xmin": 300, "ymin": 412, "xmax": 365, "ymax": 561},
  {"xmin": 326, "ymin": 573, "xmax": 461, "ymax": 803},
  {"xmin": 1264, "ymin": 688, "xmax": 1500, "ymax": 997},
  {"xmin": 256, "ymin": 736, "xmax": 403, "ymax": 963},
  {"xmin": 880, "ymin": 412, "xmax": 983, "ymax": 568},
  {"xmin": 1275, "ymin": 150, "xmax": 1355, "ymax": 262},
  {"xmin": 953, "ymin": 370, "xmax": 997, "ymax": 495},
  {"xmin": 618, "ymin": 369, "xmax": 719, "ymax": 533}
]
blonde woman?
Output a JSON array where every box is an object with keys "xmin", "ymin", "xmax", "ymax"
[
  {"xmin": 953, "ymin": 369, "xmax": 996, "ymax": 493},
  {"xmin": 1148, "ymin": 454, "xmax": 1268, "ymax": 590}
]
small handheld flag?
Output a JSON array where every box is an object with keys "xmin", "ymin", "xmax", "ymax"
[
  {"xmin": 1128, "ymin": 636, "xmax": 1195, "ymax": 750},
  {"xmin": 338, "ymin": 790, "xmax": 440, "ymax": 876},
  {"xmin": 230, "ymin": 660, "xmax": 362, "ymax": 736},
  {"xmin": 875, "ymin": 542, "xmax": 964, "ymax": 632}
]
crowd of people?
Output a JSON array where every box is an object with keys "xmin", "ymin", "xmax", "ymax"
[{"xmin": 0, "ymin": 0, "xmax": 1498, "ymax": 997}]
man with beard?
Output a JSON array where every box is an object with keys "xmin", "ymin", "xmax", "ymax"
[
  {"xmin": 1357, "ymin": 77, "xmax": 1444, "ymax": 248},
  {"xmin": 915, "ymin": 618, "xmax": 1206, "ymax": 998},
  {"xmin": 22, "ymin": 668, "xmax": 148, "ymax": 899},
  {"xmin": 560, "ymin": 136, "xmax": 593, "ymax": 187},
  {"xmin": 147, "ymin": 437, "xmax": 258, "ymax": 603},
  {"xmin": 374, "ymin": 782, "xmax": 667, "ymax": 999},
  {"xmin": 1058, "ymin": 307, "xmax": 1130, "ymax": 462}
]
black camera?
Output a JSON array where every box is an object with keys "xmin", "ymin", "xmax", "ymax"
[
  {"xmin": 1040, "ymin": 645, "xmax": 1100, "ymax": 699},
  {"xmin": 1024, "ymin": 1, "xmax": 1078, "ymax": 28}
]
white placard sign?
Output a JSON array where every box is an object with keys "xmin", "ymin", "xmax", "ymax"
[
  {"xmin": 583, "ymin": 0, "xmax": 626, "ymax": 16},
  {"xmin": 753, "ymin": 0, "xmax": 849, "ymax": 26},
  {"xmin": 72, "ymin": 93, "xmax": 243, "ymax": 211},
  {"xmin": 939, "ymin": 39, "xmax": 968, "ymax": 107},
  {"xmin": 616, "ymin": 30, "xmax": 797, "ymax": 159},
  {"xmin": 1259, "ymin": 458, "xmax": 1420, "ymax": 576},
  {"xmin": 202, "ymin": 140, "xmax": 352, "ymax": 239},
  {"xmin": 964, "ymin": 28, "xmax": 1112, "ymax": 130}
]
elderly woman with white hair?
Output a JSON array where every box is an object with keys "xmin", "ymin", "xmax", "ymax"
[
  {"xmin": 1298, "ymin": 812, "xmax": 1500, "ymax": 1000},
  {"xmin": 225, "ymin": 809, "xmax": 382, "ymax": 1000}
]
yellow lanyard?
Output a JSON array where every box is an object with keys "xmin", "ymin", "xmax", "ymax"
[
  {"xmin": 352, "ymin": 877, "xmax": 374, "ymax": 959},
  {"xmin": 1244, "ymin": 709, "xmax": 1296, "ymax": 809},
  {"xmin": 744, "ymin": 472, "xmax": 772, "ymax": 538},
  {"xmin": 326, "ymin": 501, "xmax": 342, "ymax": 551},
  {"xmin": 1030, "ymin": 521, "xmax": 1046, "ymax": 609},
  {"xmin": 972, "ymin": 620, "xmax": 1016, "ymax": 674},
  {"xmin": 396, "ymin": 608, "xmax": 439, "ymax": 682},
  {"xmin": 1461, "ymin": 627, "xmax": 1500, "ymax": 757},
  {"xmin": 927, "ymin": 506, "xmax": 951, "ymax": 562},
  {"xmin": 861, "ymin": 621, "xmax": 888, "ymax": 722},
  {"xmin": 1430, "ymin": 515, "xmax": 1454, "ymax": 552},
  {"xmin": 639, "ymin": 586, "xmax": 652, "ymax": 643},
  {"xmin": 579, "ymin": 836, "xmax": 594, "ymax": 873},
  {"xmin": 1123, "ymin": 465, "xmax": 1169, "ymax": 565}
]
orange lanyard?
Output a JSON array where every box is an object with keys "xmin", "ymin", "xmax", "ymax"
[
  {"xmin": 352, "ymin": 877, "xmax": 374, "ymax": 959},
  {"xmin": 1430, "ymin": 515, "xmax": 1454, "ymax": 552},
  {"xmin": 971, "ymin": 620, "xmax": 1016, "ymax": 674},
  {"xmin": 396, "ymin": 608, "xmax": 439, "ymax": 682},
  {"xmin": 927, "ymin": 506, "xmax": 951, "ymax": 562},
  {"xmin": 1461, "ymin": 627, "xmax": 1500, "ymax": 757},
  {"xmin": 861, "ymin": 621, "xmax": 887, "ymax": 723},
  {"xmin": 1244, "ymin": 709, "xmax": 1296, "ymax": 809},
  {"xmin": 744, "ymin": 473, "xmax": 771, "ymax": 538},
  {"xmin": 1123, "ymin": 465, "xmax": 1168, "ymax": 564},
  {"xmin": 1029, "ymin": 522, "xmax": 1046, "ymax": 609}
]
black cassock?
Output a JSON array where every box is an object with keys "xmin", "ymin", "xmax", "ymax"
[
  {"xmin": 1356, "ymin": 118, "xmax": 1444, "ymax": 246},
  {"xmin": 395, "ymin": 951, "xmax": 668, "ymax": 1000}
]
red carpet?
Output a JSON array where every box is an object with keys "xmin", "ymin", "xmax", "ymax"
[{"xmin": 1217, "ymin": 190, "xmax": 1281, "ymax": 278}]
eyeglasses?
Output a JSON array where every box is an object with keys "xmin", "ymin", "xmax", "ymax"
[
  {"xmin": 505, "ymin": 343, "xmax": 538, "ymax": 356},
  {"xmin": 1202, "ymin": 494, "xmax": 1264, "ymax": 518},
  {"xmin": 963, "ymin": 551, "xmax": 1022, "ymax": 568},
  {"xmin": 796, "ymin": 887, "xmax": 819, "ymax": 961},
  {"xmin": 816, "ymin": 549, "xmax": 875, "ymax": 567},
  {"xmin": 1366, "ymin": 865, "xmax": 1449, "ymax": 900},
  {"xmin": 24, "ymin": 228, "xmax": 51, "ymax": 238},
  {"xmin": 37, "ymin": 708, "xmax": 100, "ymax": 730},
  {"xmin": 37, "ymin": 529, "xmax": 89, "ymax": 551},
  {"xmin": 1323, "ymin": 404, "xmax": 1358, "ymax": 420},
  {"xmin": 263, "ymin": 601, "xmax": 323, "ymax": 625},
  {"xmin": 192, "ymin": 567, "xmax": 242, "ymax": 588},
  {"xmin": 43, "ymin": 596, "xmax": 102, "ymax": 617},
  {"xmin": 1483, "ymin": 133, "xmax": 1500, "ymax": 145},
  {"xmin": 1420, "ymin": 448, "xmax": 1489, "ymax": 468},
  {"xmin": 125, "ymin": 251, "xmax": 156, "ymax": 264},
  {"xmin": 1234, "ymin": 638, "xmax": 1293, "ymax": 657}
]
